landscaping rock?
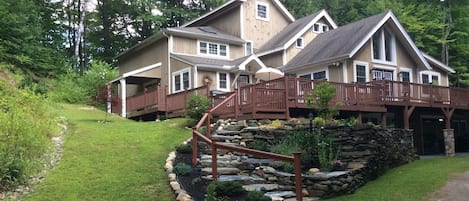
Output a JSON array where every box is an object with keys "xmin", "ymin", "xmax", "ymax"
[
  {"xmin": 201, "ymin": 167, "xmax": 241, "ymax": 175},
  {"xmin": 242, "ymin": 184, "xmax": 280, "ymax": 191}
]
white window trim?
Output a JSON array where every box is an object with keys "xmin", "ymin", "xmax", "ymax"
[
  {"xmin": 371, "ymin": 29, "xmax": 397, "ymax": 66},
  {"xmin": 371, "ymin": 65, "xmax": 397, "ymax": 81},
  {"xmin": 419, "ymin": 70, "xmax": 440, "ymax": 85},
  {"xmin": 245, "ymin": 41, "xmax": 253, "ymax": 56},
  {"xmin": 217, "ymin": 72, "xmax": 230, "ymax": 91},
  {"xmin": 399, "ymin": 67, "xmax": 413, "ymax": 82},
  {"xmin": 353, "ymin": 61, "xmax": 370, "ymax": 83},
  {"xmin": 256, "ymin": 1, "xmax": 269, "ymax": 21},
  {"xmin": 197, "ymin": 40, "xmax": 230, "ymax": 58},
  {"xmin": 313, "ymin": 22, "xmax": 329, "ymax": 33},
  {"xmin": 296, "ymin": 37, "xmax": 304, "ymax": 49},
  {"xmin": 172, "ymin": 68, "xmax": 191, "ymax": 93}
]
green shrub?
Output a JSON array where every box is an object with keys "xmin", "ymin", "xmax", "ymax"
[
  {"xmin": 313, "ymin": 116, "xmax": 326, "ymax": 127},
  {"xmin": 246, "ymin": 190, "xmax": 270, "ymax": 201},
  {"xmin": 191, "ymin": 177, "xmax": 202, "ymax": 185},
  {"xmin": 175, "ymin": 144, "xmax": 192, "ymax": 154},
  {"xmin": 249, "ymin": 141, "xmax": 269, "ymax": 152},
  {"xmin": 206, "ymin": 182, "xmax": 217, "ymax": 201},
  {"xmin": 210, "ymin": 181, "xmax": 245, "ymax": 197},
  {"xmin": 316, "ymin": 133, "xmax": 341, "ymax": 172},
  {"xmin": 282, "ymin": 163, "xmax": 295, "ymax": 173},
  {"xmin": 307, "ymin": 82, "xmax": 338, "ymax": 121},
  {"xmin": 0, "ymin": 80, "xmax": 58, "ymax": 190},
  {"xmin": 185, "ymin": 94, "xmax": 210, "ymax": 121},
  {"xmin": 173, "ymin": 163, "xmax": 192, "ymax": 176}
]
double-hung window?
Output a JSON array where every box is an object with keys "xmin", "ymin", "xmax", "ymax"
[
  {"xmin": 199, "ymin": 41, "xmax": 229, "ymax": 57},
  {"xmin": 217, "ymin": 72, "xmax": 229, "ymax": 91},
  {"xmin": 313, "ymin": 23, "xmax": 329, "ymax": 33},
  {"xmin": 296, "ymin": 38, "xmax": 304, "ymax": 48},
  {"xmin": 173, "ymin": 69, "xmax": 190, "ymax": 93},
  {"xmin": 256, "ymin": 1, "xmax": 268, "ymax": 20},
  {"xmin": 354, "ymin": 62, "xmax": 369, "ymax": 83}
]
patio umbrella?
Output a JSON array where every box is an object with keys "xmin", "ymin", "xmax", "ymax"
[{"xmin": 255, "ymin": 67, "xmax": 284, "ymax": 81}]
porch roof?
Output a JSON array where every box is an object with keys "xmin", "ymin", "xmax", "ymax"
[
  {"xmin": 166, "ymin": 26, "xmax": 245, "ymax": 45},
  {"xmin": 170, "ymin": 53, "xmax": 266, "ymax": 71}
]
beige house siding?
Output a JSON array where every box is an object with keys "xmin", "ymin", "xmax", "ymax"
[
  {"xmin": 328, "ymin": 65, "xmax": 342, "ymax": 82},
  {"xmin": 205, "ymin": 7, "xmax": 242, "ymax": 38},
  {"xmin": 286, "ymin": 30, "xmax": 319, "ymax": 63},
  {"xmin": 170, "ymin": 58, "xmax": 193, "ymax": 92},
  {"xmin": 260, "ymin": 51, "xmax": 283, "ymax": 68},
  {"xmin": 118, "ymin": 39, "xmax": 168, "ymax": 76},
  {"xmin": 173, "ymin": 36, "xmax": 198, "ymax": 55},
  {"xmin": 242, "ymin": 0, "xmax": 290, "ymax": 49},
  {"xmin": 230, "ymin": 45, "xmax": 245, "ymax": 59}
]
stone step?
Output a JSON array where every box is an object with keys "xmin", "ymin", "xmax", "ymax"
[
  {"xmin": 202, "ymin": 174, "xmax": 265, "ymax": 183},
  {"xmin": 242, "ymin": 184, "xmax": 280, "ymax": 192},
  {"xmin": 211, "ymin": 134, "xmax": 243, "ymax": 141},
  {"xmin": 215, "ymin": 130, "xmax": 242, "ymax": 136},
  {"xmin": 201, "ymin": 167, "xmax": 241, "ymax": 175},
  {"xmin": 200, "ymin": 160, "xmax": 242, "ymax": 168},
  {"xmin": 283, "ymin": 197, "xmax": 319, "ymax": 201},
  {"xmin": 264, "ymin": 191, "xmax": 296, "ymax": 199}
]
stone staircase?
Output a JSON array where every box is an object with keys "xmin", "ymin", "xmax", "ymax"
[{"xmin": 197, "ymin": 124, "xmax": 318, "ymax": 201}]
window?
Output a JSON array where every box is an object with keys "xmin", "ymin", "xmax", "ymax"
[
  {"xmin": 237, "ymin": 75, "xmax": 250, "ymax": 87},
  {"xmin": 296, "ymin": 38, "xmax": 303, "ymax": 48},
  {"xmin": 313, "ymin": 23, "xmax": 320, "ymax": 32},
  {"xmin": 313, "ymin": 71, "xmax": 326, "ymax": 80},
  {"xmin": 354, "ymin": 62, "xmax": 369, "ymax": 83},
  {"xmin": 173, "ymin": 69, "xmax": 190, "ymax": 93},
  {"xmin": 256, "ymin": 2, "xmax": 268, "ymax": 20},
  {"xmin": 400, "ymin": 71, "xmax": 410, "ymax": 82},
  {"xmin": 372, "ymin": 69, "xmax": 393, "ymax": 81},
  {"xmin": 313, "ymin": 23, "xmax": 329, "ymax": 33},
  {"xmin": 218, "ymin": 72, "xmax": 229, "ymax": 91},
  {"xmin": 372, "ymin": 28, "xmax": 395, "ymax": 63},
  {"xmin": 322, "ymin": 24, "xmax": 329, "ymax": 32},
  {"xmin": 199, "ymin": 41, "xmax": 229, "ymax": 57},
  {"xmin": 245, "ymin": 42, "xmax": 253, "ymax": 55},
  {"xmin": 420, "ymin": 71, "xmax": 440, "ymax": 85}
]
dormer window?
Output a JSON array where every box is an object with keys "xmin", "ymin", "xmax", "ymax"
[
  {"xmin": 372, "ymin": 28, "xmax": 395, "ymax": 63},
  {"xmin": 199, "ymin": 41, "xmax": 229, "ymax": 57},
  {"xmin": 296, "ymin": 38, "xmax": 304, "ymax": 48},
  {"xmin": 256, "ymin": 1, "xmax": 269, "ymax": 21},
  {"xmin": 313, "ymin": 23, "xmax": 329, "ymax": 33}
]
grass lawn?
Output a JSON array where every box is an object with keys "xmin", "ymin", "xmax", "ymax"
[
  {"xmin": 23, "ymin": 104, "xmax": 191, "ymax": 201},
  {"xmin": 328, "ymin": 157, "xmax": 469, "ymax": 201}
]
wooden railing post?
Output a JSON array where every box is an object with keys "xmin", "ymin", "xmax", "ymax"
[
  {"xmin": 211, "ymin": 140, "xmax": 218, "ymax": 181},
  {"xmin": 192, "ymin": 128, "xmax": 198, "ymax": 166},
  {"xmin": 294, "ymin": 152, "xmax": 303, "ymax": 201},
  {"xmin": 206, "ymin": 110, "xmax": 211, "ymax": 138},
  {"xmin": 234, "ymin": 91, "xmax": 239, "ymax": 118},
  {"xmin": 284, "ymin": 76, "xmax": 290, "ymax": 119},
  {"xmin": 252, "ymin": 87, "xmax": 257, "ymax": 119}
]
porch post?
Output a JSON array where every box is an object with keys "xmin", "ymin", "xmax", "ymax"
[
  {"xmin": 441, "ymin": 107, "xmax": 455, "ymax": 129},
  {"xmin": 443, "ymin": 129, "xmax": 455, "ymax": 157},
  {"xmin": 403, "ymin": 105, "xmax": 415, "ymax": 129},
  {"xmin": 107, "ymin": 83, "xmax": 112, "ymax": 113},
  {"xmin": 119, "ymin": 78, "xmax": 127, "ymax": 117},
  {"xmin": 380, "ymin": 113, "xmax": 387, "ymax": 128}
]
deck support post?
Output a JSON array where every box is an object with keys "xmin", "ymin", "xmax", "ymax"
[
  {"xmin": 206, "ymin": 110, "xmax": 211, "ymax": 138},
  {"xmin": 357, "ymin": 112, "xmax": 363, "ymax": 125},
  {"xmin": 441, "ymin": 107, "xmax": 455, "ymax": 129},
  {"xmin": 106, "ymin": 83, "xmax": 112, "ymax": 113},
  {"xmin": 443, "ymin": 129, "xmax": 455, "ymax": 157},
  {"xmin": 119, "ymin": 78, "xmax": 127, "ymax": 117},
  {"xmin": 381, "ymin": 112, "xmax": 387, "ymax": 128},
  {"xmin": 403, "ymin": 105, "xmax": 415, "ymax": 129}
]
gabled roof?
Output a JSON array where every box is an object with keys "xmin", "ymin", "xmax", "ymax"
[
  {"xmin": 166, "ymin": 26, "xmax": 245, "ymax": 44},
  {"xmin": 182, "ymin": 0, "xmax": 295, "ymax": 28},
  {"xmin": 170, "ymin": 53, "xmax": 266, "ymax": 71},
  {"xmin": 284, "ymin": 11, "xmax": 431, "ymax": 71},
  {"xmin": 257, "ymin": 9, "xmax": 337, "ymax": 56},
  {"xmin": 423, "ymin": 53, "xmax": 455, "ymax": 73}
]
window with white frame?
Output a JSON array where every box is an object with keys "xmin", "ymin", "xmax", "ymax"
[
  {"xmin": 173, "ymin": 69, "xmax": 190, "ymax": 93},
  {"xmin": 420, "ymin": 71, "xmax": 440, "ymax": 85},
  {"xmin": 296, "ymin": 38, "xmax": 304, "ymax": 48},
  {"xmin": 313, "ymin": 22, "xmax": 329, "ymax": 33},
  {"xmin": 372, "ymin": 28, "xmax": 395, "ymax": 63},
  {"xmin": 256, "ymin": 1, "xmax": 269, "ymax": 20},
  {"xmin": 299, "ymin": 69, "xmax": 328, "ymax": 80},
  {"xmin": 372, "ymin": 69, "xmax": 393, "ymax": 81},
  {"xmin": 199, "ymin": 41, "xmax": 229, "ymax": 57},
  {"xmin": 245, "ymin": 42, "xmax": 253, "ymax": 55},
  {"xmin": 354, "ymin": 62, "xmax": 369, "ymax": 83},
  {"xmin": 217, "ymin": 72, "xmax": 229, "ymax": 91},
  {"xmin": 399, "ymin": 68, "xmax": 412, "ymax": 82}
]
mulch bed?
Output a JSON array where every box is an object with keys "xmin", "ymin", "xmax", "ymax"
[{"xmin": 174, "ymin": 152, "xmax": 247, "ymax": 201}]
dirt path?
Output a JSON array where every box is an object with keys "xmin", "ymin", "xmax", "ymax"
[{"xmin": 427, "ymin": 170, "xmax": 469, "ymax": 201}]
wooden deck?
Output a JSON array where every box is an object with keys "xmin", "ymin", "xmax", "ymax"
[{"xmin": 111, "ymin": 76, "xmax": 469, "ymax": 120}]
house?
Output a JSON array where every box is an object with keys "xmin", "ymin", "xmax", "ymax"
[{"xmin": 109, "ymin": 0, "xmax": 469, "ymax": 155}]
